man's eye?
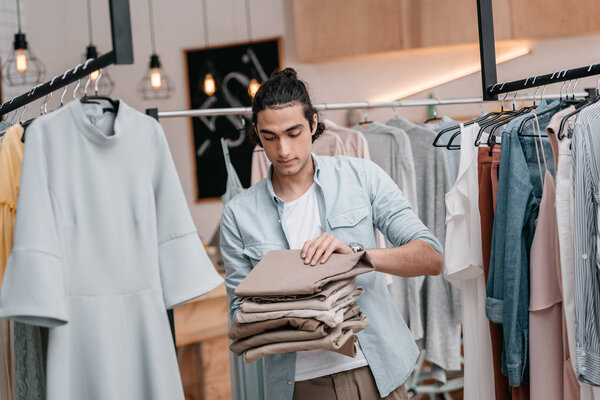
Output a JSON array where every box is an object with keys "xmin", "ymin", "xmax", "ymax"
[
  {"xmin": 289, "ymin": 132, "xmax": 301, "ymax": 138},
  {"xmin": 263, "ymin": 136, "xmax": 276, "ymax": 141}
]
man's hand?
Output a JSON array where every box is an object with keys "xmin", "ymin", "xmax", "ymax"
[{"xmin": 301, "ymin": 233, "xmax": 353, "ymax": 266}]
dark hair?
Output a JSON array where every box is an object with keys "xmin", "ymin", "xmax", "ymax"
[{"xmin": 250, "ymin": 67, "xmax": 325, "ymax": 146}]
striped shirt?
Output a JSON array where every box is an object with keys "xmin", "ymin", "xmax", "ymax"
[{"xmin": 572, "ymin": 100, "xmax": 600, "ymax": 386}]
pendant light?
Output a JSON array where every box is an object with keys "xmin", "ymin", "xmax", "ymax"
[
  {"xmin": 244, "ymin": 0, "xmax": 261, "ymax": 98},
  {"xmin": 2, "ymin": 0, "xmax": 46, "ymax": 86},
  {"xmin": 201, "ymin": 0, "xmax": 216, "ymax": 97},
  {"xmin": 82, "ymin": 0, "xmax": 114, "ymax": 95},
  {"xmin": 137, "ymin": 0, "xmax": 174, "ymax": 100}
]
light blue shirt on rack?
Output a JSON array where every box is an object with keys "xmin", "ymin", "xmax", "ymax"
[{"xmin": 220, "ymin": 154, "xmax": 443, "ymax": 399}]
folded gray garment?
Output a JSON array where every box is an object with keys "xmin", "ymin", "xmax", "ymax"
[
  {"xmin": 230, "ymin": 309, "xmax": 369, "ymax": 356},
  {"xmin": 242, "ymin": 282, "xmax": 360, "ymax": 312},
  {"xmin": 243, "ymin": 325, "xmax": 357, "ymax": 364},
  {"xmin": 234, "ymin": 250, "xmax": 374, "ymax": 297},
  {"xmin": 246, "ymin": 278, "xmax": 355, "ymax": 303},
  {"xmin": 235, "ymin": 288, "xmax": 363, "ymax": 328}
]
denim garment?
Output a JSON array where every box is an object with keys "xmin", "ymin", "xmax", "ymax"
[
  {"xmin": 221, "ymin": 155, "xmax": 442, "ymax": 400},
  {"xmin": 486, "ymin": 100, "xmax": 558, "ymax": 387}
]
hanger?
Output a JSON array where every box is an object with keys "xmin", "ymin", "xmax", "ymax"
[
  {"xmin": 357, "ymin": 105, "xmax": 373, "ymax": 126},
  {"xmin": 80, "ymin": 63, "xmax": 119, "ymax": 112},
  {"xmin": 59, "ymin": 67, "xmax": 73, "ymax": 107},
  {"xmin": 470, "ymin": 88, "xmax": 531, "ymax": 148},
  {"xmin": 433, "ymin": 83, "xmax": 507, "ymax": 148},
  {"xmin": 205, "ymin": 115, "xmax": 248, "ymax": 154},
  {"xmin": 481, "ymin": 73, "xmax": 558, "ymax": 148},
  {"xmin": 443, "ymin": 83, "xmax": 526, "ymax": 149},
  {"xmin": 70, "ymin": 62, "xmax": 85, "ymax": 101},
  {"xmin": 423, "ymin": 106, "xmax": 440, "ymax": 123},
  {"xmin": 516, "ymin": 69, "xmax": 582, "ymax": 137},
  {"xmin": 557, "ymin": 67, "xmax": 600, "ymax": 140}
]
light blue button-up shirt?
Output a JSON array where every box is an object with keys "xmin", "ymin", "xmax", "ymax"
[{"xmin": 220, "ymin": 155, "xmax": 443, "ymax": 399}]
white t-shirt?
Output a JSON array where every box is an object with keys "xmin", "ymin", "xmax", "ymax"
[{"xmin": 282, "ymin": 183, "xmax": 369, "ymax": 382}]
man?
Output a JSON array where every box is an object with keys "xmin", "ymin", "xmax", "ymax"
[{"xmin": 221, "ymin": 68, "xmax": 443, "ymax": 400}]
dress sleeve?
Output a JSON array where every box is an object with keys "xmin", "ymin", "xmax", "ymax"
[
  {"xmin": 151, "ymin": 125, "xmax": 223, "ymax": 309},
  {"xmin": 0, "ymin": 123, "xmax": 67, "ymax": 327}
]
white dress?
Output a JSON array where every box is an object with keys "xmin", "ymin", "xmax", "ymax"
[
  {"xmin": 444, "ymin": 124, "xmax": 495, "ymax": 400},
  {"xmin": 0, "ymin": 100, "xmax": 223, "ymax": 400}
]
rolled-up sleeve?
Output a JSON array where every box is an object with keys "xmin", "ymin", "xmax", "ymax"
[
  {"xmin": 363, "ymin": 159, "xmax": 443, "ymax": 255},
  {"xmin": 220, "ymin": 204, "xmax": 251, "ymax": 323}
]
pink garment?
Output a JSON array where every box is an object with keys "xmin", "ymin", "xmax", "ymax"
[
  {"xmin": 323, "ymin": 120, "xmax": 370, "ymax": 159},
  {"xmin": 250, "ymin": 130, "xmax": 346, "ymax": 185},
  {"xmin": 529, "ymin": 170, "xmax": 564, "ymax": 400}
]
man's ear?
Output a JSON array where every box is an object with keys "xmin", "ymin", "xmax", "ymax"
[{"xmin": 311, "ymin": 113, "xmax": 318, "ymax": 136}]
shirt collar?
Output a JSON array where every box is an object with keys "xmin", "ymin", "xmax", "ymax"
[{"xmin": 266, "ymin": 153, "xmax": 320, "ymax": 205}]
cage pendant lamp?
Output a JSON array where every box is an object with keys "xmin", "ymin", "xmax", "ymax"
[
  {"xmin": 2, "ymin": 0, "xmax": 46, "ymax": 86},
  {"xmin": 137, "ymin": 0, "xmax": 174, "ymax": 100},
  {"xmin": 81, "ymin": 0, "xmax": 114, "ymax": 96}
]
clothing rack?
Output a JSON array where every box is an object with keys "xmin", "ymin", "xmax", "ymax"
[
  {"xmin": 0, "ymin": 0, "xmax": 133, "ymax": 117},
  {"xmin": 0, "ymin": 0, "xmax": 186, "ymax": 348},
  {"xmin": 476, "ymin": 0, "xmax": 600, "ymax": 99},
  {"xmin": 146, "ymin": 92, "xmax": 590, "ymax": 119}
]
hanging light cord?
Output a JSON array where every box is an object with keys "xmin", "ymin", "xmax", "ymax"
[
  {"xmin": 147, "ymin": 0, "xmax": 157, "ymax": 53},
  {"xmin": 202, "ymin": 0, "xmax": 209, "ymax": 47},
  {"xmin": 245, "ymin": 0, "xmax": 252, "ymax": 43},
  {"xmin": 86, "ymin": 0, "xmax": 94, "ymax": 45},
  {"xmin": 15, "ymin": 0, "xmax": 22, "ymax": 33}
]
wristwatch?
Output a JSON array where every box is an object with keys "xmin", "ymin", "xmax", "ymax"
[{"xmin": 347, "ymin": 242, "xmax": 364, "ymax": 253}]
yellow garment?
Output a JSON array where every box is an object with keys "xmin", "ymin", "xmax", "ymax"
[
  {"xmin": 0, "ymin": 124, "xmax": 24, "ymax": 284},
  {"xmin": 0, "ymin": 124, "xmax": 23, "ymax": 400}
]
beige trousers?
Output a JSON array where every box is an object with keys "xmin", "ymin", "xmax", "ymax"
[{"xmin": 293, "ymin": 366, "xmax": 408, "ymax": 400}]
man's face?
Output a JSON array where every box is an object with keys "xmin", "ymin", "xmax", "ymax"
[{"xmin": 254, "ymin": 103, "xmax": 316, "ymax": 177}]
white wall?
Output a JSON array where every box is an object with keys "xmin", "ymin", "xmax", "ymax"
[{"xmin": 12, "ymin": 0, "xmax": 600, "ymax": 241}]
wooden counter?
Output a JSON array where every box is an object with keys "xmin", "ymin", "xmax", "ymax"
[{"xmin": 175, "ymin": 283, "xmax": 231, "ymax": 400}]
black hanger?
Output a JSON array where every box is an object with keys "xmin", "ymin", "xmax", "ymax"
[
  {"xmin": 81, "ymin": 95, "xmax": 119, "ymax": 113},
  {"xmin": 358, "ymin": 109, "xmax": 373, "ymax": 126},
  {"xmin": 423, "ymin": 110, "xmax": 441, "ymax": 124},
  {"xmin": 433, "ymin": 109, "xmax": 504, "ymax": 148},
  {"xmin": 557, "ymin": 94, "xmax": 599, "ymax": 140}
]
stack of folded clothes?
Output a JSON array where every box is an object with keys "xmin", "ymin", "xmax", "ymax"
[{"xmin": 230, "ymin": 249, "xmax": 374, "ymax": 363}]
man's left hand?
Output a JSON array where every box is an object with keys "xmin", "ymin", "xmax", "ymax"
[{"xmin": 301, "ymin": 233, "xmax": 353, "ymax": 266}]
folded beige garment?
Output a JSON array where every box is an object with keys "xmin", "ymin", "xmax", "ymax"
[
  {"xmin": 229, "ymin": 316, "xmax": 322, "ymax": 340},
  {"xmin": 243, "ymin": 325, "xmax": 357, "ymax": 364},
  {"xmin": 246, "ymin": 278, "xmax": 354, "ymax": 303},
  {"xmin": 230, "ymin": 310, "xmax": 370, "ymax": 356},
  {"xmin": 230, "ymin": 324, "xmax": 329, "ymax": 356},
  {"xmin": 235, "ymin": 288, "xmax": 363, "ymax": 328},
  {"xmin": 234, "ymin": 250, "xmax": 374, "ymax": 297},
  {"xmin": 242, "ymin": 282, "xmax": 360, "ymax": 312},
  {"xmin": 229, "ymin": 304, "xmax": 362, "ymax": 340}
]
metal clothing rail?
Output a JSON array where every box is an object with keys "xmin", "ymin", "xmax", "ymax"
[
  {"xmin": 476, "ymin": 0, "xmax": 600, "ymax": 100},
  {"xmin": 147, "ymin": 92, "xmax": 589, "ymax": 119},
  {"xmin": 0, "ymin": 0, "xmax": 133, "ymax": 117}
]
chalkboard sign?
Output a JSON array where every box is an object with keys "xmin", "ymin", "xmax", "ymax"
[{"xmin": 185, "ymin": 38, "xmax": 281, "ymax": 200}]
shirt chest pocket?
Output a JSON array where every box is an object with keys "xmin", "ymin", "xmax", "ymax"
[
  {"xmin": 242, "ymin": 243, "xmax": 283, "ymax": 267},
  {"xmin": 327, "ymin": 206, "xmax": 371, "ymax": 243}
]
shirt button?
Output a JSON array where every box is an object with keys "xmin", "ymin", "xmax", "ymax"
[
  {"xmin": 278, "ymin": 219, "xmax": 281, "ymax": 223},
  {"xmin": 583, "ymin": 254, "xmax": 588, "ymax": 260},
  {"xmin": 349, "ymin": 218, "xmax": 355, "ymax": 224},
  {"xmin": 257, "ymin": 252, "xmax": 262, "ymax": 257},
  {"xmin": 287, "ymin": 381, "xmax": 292, "ymax": 385}
]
